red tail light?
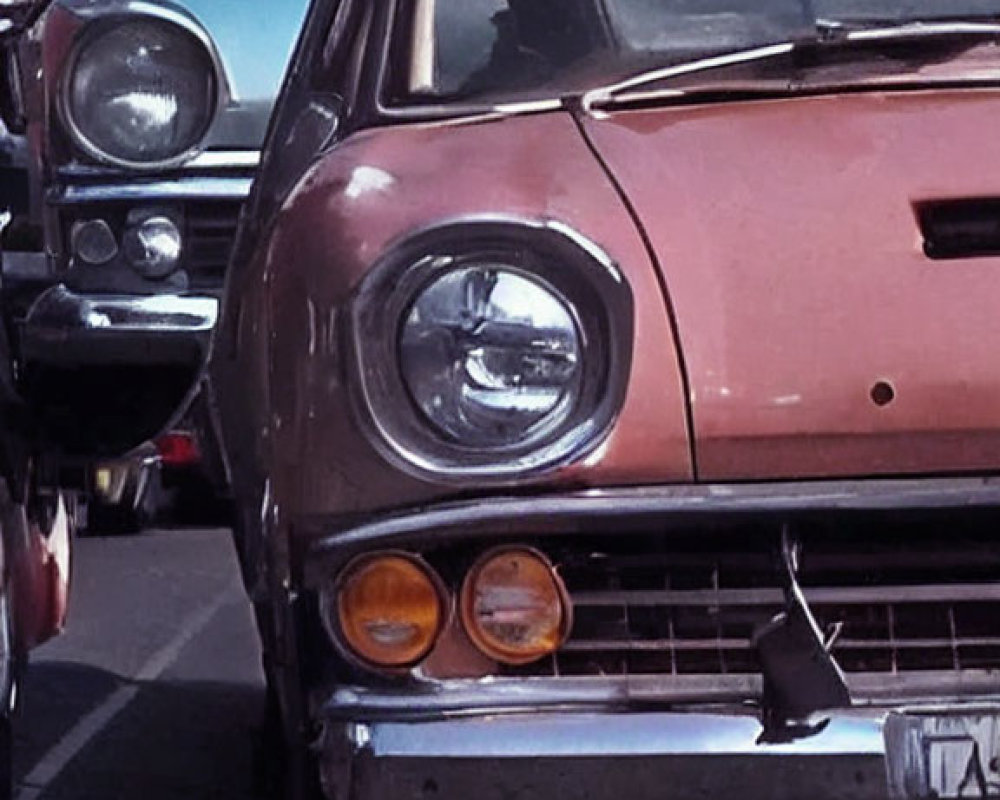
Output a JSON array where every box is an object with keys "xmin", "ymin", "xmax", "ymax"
[{"xmin": 156, "ymin": 432, "xmax": 200, "ymax": 467}]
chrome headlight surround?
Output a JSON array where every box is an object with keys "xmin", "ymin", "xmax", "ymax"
[
  {"xmin": 57, "ymin": 7, "xmax": 225, "ymax": 171},
  {"xmin": 350, "ymin": 219, "xmax": 634, "ymax": 482}
]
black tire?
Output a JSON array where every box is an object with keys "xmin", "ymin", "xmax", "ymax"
[
  {"xmin": 253, "ymin": 649, "xmax": 321, "ymax": 800},
  {"xmin": 0, "ymin": 713, "xmax": 11, "ymax": 800}
]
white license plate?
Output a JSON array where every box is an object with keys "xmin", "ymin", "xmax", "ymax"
[{"xmin": 906, "ymin": 713, "xmax": 1000, "ymax": 798}]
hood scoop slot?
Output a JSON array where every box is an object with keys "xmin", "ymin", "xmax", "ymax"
[{"xmin": 918, "ymin": 198, "xmax": 1000, "ymax": 260}]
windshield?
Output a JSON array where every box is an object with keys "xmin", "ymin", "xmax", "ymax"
[{"xmin": 393, "ymin": 0, "xmax": 1000, "ymax": 104}]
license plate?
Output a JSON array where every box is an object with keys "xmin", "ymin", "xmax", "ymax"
[{"xmin": 890, "ymin": 712, "xmax": 1000, "ymax": 798}]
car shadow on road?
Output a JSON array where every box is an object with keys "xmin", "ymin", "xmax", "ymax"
[{"xmin": 14, "ymin": 662, "xmax": 266, "ymax": 800}]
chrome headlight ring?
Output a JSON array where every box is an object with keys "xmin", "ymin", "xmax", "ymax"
[
  {"xmin": 350, "ymin": 219, "xmax": 634, "ymax": 482},
  {"xmin": 57, "ymin": 6, "xmax": 227, "ymax": 170}
]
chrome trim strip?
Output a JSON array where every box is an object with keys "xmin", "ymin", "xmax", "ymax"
[
  {"xmin": 58, "ymin": 150, "xmax": 261, "ymax": 177},
  {"xmin": 582, "ymin": 42, "xmax": 796, "ymax": 114},
  {"xmin": 322, "ymin": 672, "xmax": 1000, "ymax": 722},
  {"xmin": 24, "ymin": 285, "xmax": 218, "ymax": 333},
  {"xmin": 185, "ymin": 150, "xmax": 261, "ymax": 169},
  {"xmin": 52, "ymin": 177, "xmax": 253, "ymax": 204},
  {"xmin": 573, "ymin": 582, "xmax": 1000, "ymax": 608},
  {"xmin": 305, "ymin": 477, "xmax": 1000, "ymax": 568},
  {"xmin": 363, "ymin": 711, "xmax": 888, "ymax": 758}
]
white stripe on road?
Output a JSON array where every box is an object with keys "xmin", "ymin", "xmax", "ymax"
[
  {"xmin": 15, "ymin": 685, "xmax": 139, "ymax": 800},
  {"xmin": 15, "ymin": 581, "xmax": 239, "ymax": 800}
]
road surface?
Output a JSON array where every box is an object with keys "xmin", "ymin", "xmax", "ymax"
[{"xmin": 12, "ymin": 527, "xmax": 265, "ymax": 800}]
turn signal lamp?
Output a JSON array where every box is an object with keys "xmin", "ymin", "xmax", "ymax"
[
  {"xmin": 460, "ymin": 547, "xmax": 571, "ymax": 664},
  {"xmin": 331, "ymin": 553, "xmax": 445, "ymax": 668}
]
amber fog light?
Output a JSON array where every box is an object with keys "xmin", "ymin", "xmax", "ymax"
[
  {"xmin": 328, "ymin": 553, "xmax": 445, "ymax": 668},
  {"xmin": 460, "ymin": 547, "xmax": 571, "ymax": 664}
]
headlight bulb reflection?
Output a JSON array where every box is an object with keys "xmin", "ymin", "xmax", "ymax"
[
  {"xmin": 399, "ymin": 266, "xmax": 581, "ymax": 448},
  {"xmin": 123, "ymin": 215, "xmax": 182, "ymax": 279}
]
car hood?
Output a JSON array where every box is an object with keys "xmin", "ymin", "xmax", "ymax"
[{"xmin": 579, "ymin": 89, "xmax": 1000, "ymax": 481}]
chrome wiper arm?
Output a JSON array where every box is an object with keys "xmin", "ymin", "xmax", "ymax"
[
  {"xmin": 581, "ymin": 42, "xmax": 797, "ymax": 114},
  {"xmin": 582, "ymin": 20, "xmax": 1000, "ymax": 114},
  {"xmin": 816, "ymin": 18, "xmax": 1000, "ymax": 42}
]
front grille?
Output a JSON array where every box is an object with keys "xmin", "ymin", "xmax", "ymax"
[
  {"xmin": 184, "ymin": 201, "xmax": 242, "ymax": 289},
  {"xmin": 495, "ymin": 520, "xmax": 1000, "ymax": 680}
]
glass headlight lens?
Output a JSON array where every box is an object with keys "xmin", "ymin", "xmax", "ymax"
[
  {"xmin": 460, "ymin": 547, "xmax": 571, "ymax": 665},
  {"xmin": 65, "ymin": 18, "xmax": 217, "ymax": 166},
  {"xmin": 399, "ymin": 266, "xmax": 581, "ymax": 448},
  {"xmin": 329, "ymin": 553, "xmax": 446, "ymax": 668}
]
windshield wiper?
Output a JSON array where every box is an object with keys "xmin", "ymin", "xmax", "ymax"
[{"xmin": 581, "ymin": 20, "xmax": 1000, "ymax": 114}]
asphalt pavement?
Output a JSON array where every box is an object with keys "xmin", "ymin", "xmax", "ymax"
[{"xmin": 11, "ymin": 527, "xmax": 266, "ymax": 800}]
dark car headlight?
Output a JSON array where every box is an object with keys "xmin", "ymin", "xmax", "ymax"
[
  {"xmin": 351, "ymin": 220, "xmax": 633, "ymax": 481},
  {"xmin": 61, "ymin": 14, "xmax": 219, "ymax": 168}
]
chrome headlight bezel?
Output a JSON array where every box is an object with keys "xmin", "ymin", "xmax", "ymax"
[
  {"xmin": 57, "ymin": 8, "xmax": 225, "ymax": 171},
  {"xmin": 350, "ymin": 219, "xmax": 634, "ymax": 482}
]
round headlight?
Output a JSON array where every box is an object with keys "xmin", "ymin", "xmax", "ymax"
[
  {"xmin": 63, "ymin": 16, "xmax": 218, "ymax": 167},
  {"xmin": 327, "ymin": 553, "xmax": 446, "ymax": 668},
  {"xmin": 123, "ymin": 215, "xmax": 182, "ymax": 279},
  {"xmin": 460, "ymin": 547, "xmax": 571, "ymax": 665},
  {"xmin": 399, "ymin": 266, "xmax": 581, "ymax": 448},
  {"xmin": 351, "ymin": 221, "xmax": 634, "ymax": 479}
]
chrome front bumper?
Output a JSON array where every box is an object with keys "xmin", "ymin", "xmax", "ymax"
[
  {"xmin": 319, "ymin": 706, "xmax": 1000, "ymax": 800},
  {"xmin": 20, "ymin": 285, "xmax": 218, "ymax": 364}
]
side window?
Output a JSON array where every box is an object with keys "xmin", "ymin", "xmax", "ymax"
[
  {"xmin": 433, "ymin": 0, "xmax": 507, "ymax": 95},
  {"xmin": 411, "ymin": 0, "xmax": 596, "ymax": 98}
]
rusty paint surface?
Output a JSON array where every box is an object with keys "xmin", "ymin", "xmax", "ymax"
[
  {"xmin": 252, "ymin": 111, "xmax": 692, "ymax": 524},
  {"xmin": 582, "ymin": 89, "xmax": 1000, "ymax": 479}
]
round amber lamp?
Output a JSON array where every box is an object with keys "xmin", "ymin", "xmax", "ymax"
[
  {"xmin": 335, "ymin": 553, "xmax": 445, "ymax": 668},
  {"xmin": 460, "ymin": 547, "xmax": 571, "ymax": 665}
]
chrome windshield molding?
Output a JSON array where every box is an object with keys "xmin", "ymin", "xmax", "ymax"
[
  {"xmin": 348, "ymin": 217, "xmax": 633, "ymax": 485},
  {"xmin": 51, "ymin": 177, "xmax": 254, "ymax": 204},
  {"xmin": 321, "ymin": 673, "xmax": 1000, "ymax": 723},
  {"xmin": 304, "ymin": 477, "xmax": 1000, "ymax": 574},
  {"xmin": 581, "ymin": 24, "xmax": 1000, "ymax": 116},
  {"xmin": 24, "ymin": 285, "xmax": 219, "ymax": 333},
  {"xmin": 57, "ymin": 2, "xmax": 233, "ymax": 171},
  {"xmin": 581, "ymin": 42, "xmax": 795, "ymax": 114},
  {"xmin": 842, "ymin": 20, "xmax": 1000, "ymax": 42}
]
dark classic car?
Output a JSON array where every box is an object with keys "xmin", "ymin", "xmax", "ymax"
[
  {"xmin": 1, "ymin": 0, "xmax": 308, "ymax": 457},
  {"xmin": 208, "ymin": 0, "xmax": 1000, "ymax": 798}
]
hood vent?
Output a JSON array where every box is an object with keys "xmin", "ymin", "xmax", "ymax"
[{"xmin": 917, "ymin": 198, "xmax": 1000, "ymax": 259}]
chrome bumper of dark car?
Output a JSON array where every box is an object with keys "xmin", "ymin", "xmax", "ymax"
[
  {"xmin": 20, "ymin": 285, "xmax": 217, "ymax": 364},
  {"xmin": 318, "ymin": 705, "xmax": 1000, "ymax": 800}
]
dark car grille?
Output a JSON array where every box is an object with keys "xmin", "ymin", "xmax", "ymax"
[
  {"xmin": 185, "ymin": 201, "xmax": 242, "ymax": 289},
  {"xmin": 494, "ymin": 523, "xmax": 1000, "ymax": 680}
]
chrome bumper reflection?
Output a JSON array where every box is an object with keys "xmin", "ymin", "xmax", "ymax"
[
  {"xmin": 319, "ymin": 707, "xmax": 1000, "ymax": 800},
  {"xmin": 25, "ymin": 285, "xmax": 218, "ymax": 334}
]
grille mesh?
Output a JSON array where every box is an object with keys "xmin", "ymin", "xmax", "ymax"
[
  {"xmin": 491, "ymin": 524, "xmax": 1000, "ymax": 679},
  {"xmin": 184, "ymin": 201, "xmax": 242, "ymax": 289}
]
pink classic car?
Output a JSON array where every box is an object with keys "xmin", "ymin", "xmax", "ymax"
[{"xmin": 210, "ymin": 0, "xmax": 1000, "ymax": 798}]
